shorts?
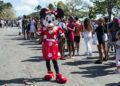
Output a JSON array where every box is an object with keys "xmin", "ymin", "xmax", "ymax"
[
  {"xmin": 116, "ymin": 55, "xmax": 120, "ymax": 66},
  {"xmin": 74, "ymin": 36, "xmax": 80, "ymax": 43},
  {"xmin": 97, "ymin": 36, "xmax": 105, "ymax": 44}
]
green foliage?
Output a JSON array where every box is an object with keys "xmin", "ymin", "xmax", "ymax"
[
  {"xmin": 56, "ymin": 0, "xmax": 85, "ymax": 17},
  {"xmin": 30, "ymin": 0, "xmax": 120, "ymax": 20},
  {"xmin": 88, "ymin": 7, "xmax": 96, "ymax": 19},
  {"xmin": 28, "ymin": 12, "xmax": 39, "ymax": 18},
  {"xmin": 57, "ymin": 1, "xmax": 65, "ymax": 9},
  {"xmin": 93, "ymin": 0, "xmax": 120, "ymax": 21},
  {"xmin": 0, "ymin": 1, "xmax": 16, "ymax": 20},
  {"xmin": 48, "ymin": 3, "xmax": 55, "ymax": 10},
  {"xmin": 30, "ymin": 0, "xmax": 89, "ymax": 18},
  {"xmin": 34, "ymin": 5, "xmax": 41, "ymax": 12},
  {"xmin": 56, "ymin": 1, "xmax": 70, "ymax": 16}
]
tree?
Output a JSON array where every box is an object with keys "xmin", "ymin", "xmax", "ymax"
[
  {"xmin": 93, "ymin": 1, "xmax": 107, "ymax": 15},
  {"xmin": 4, "ymin": 2, "xmax": 12, "ymax": 8},
  {"xmin": 48, "ymin": 3, "xmax": 55, "ymax": 10},
  {"xmin": 66, "ymin": 0, "xmax": 82, "ymax": 16},
  {"xmin": 56, "ymin": 1, "xmax": 70, "ymax": 16},
  {"xmin": 65, "ymin": 0, "xmax": 95, "ymax": 17},
  {"xmin": 93, "ymin": 0, "xmax": 120, "ymax": 21},
  {"xmin": 88, "ymin": 7, "xmax": 96, "ymax": 19},
  {"xmin": 0, "ymin": 1, "xmax": 16, "ymax": 20},
  {"xmin": 57, "ymin": 1, "xmax": 65, "ymax": 9},
  {"xmin": 34, "ymin": 5, "xmax": 41, "ymax": 12}
]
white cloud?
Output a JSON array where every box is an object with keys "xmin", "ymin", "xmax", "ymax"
[
  {"xmin": 21, "ymin": 0, "xmax": 39, "ymax": 7},
  {"xmin": 15, "ymin": 5, "xmax": 32, "ymax": 11},
  {"xmin": 84, "ymin": 0, "xmax": 93, "ymax": 7},
  {"xmin": 14, "ymin": 0, "xmax": 39, "ymax": 16},
  {"xmin": 38, "ymin": 0, "xmax": 66, "ymax": 7},
  {"xmin": 15, "ymin": 5, "xmax": 33, "ymax": 16}
]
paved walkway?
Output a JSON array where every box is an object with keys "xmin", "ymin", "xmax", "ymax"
[{"xmin": 0, "ymin": 27, "xmax": 120, "ymax": 86}]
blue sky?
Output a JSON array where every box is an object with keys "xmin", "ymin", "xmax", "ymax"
[
  {"xmin": 4, "ymin": 0, "xmax": 92, "ymax": 17},
  {"xmin": 3, "ymin": 0, "xmax": 66, "ymax": 16}
]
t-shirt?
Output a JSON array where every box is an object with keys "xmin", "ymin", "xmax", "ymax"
[
  {"xmin": 74, "ymin": 21, "xmax": 83, "ymax": 36},
  {"xmin": 58, "ymin": 22, "xmax": 66, "ymax": 30},
  {"xmin": 93, "ymin": 24, "xmax": 98, "ymax": 30},
  {"xmin": 67, "ymin": 23, "xmax": 75, "ymax": 41},
  {"xmin": 109, "ymin": 23, "xmax": 120, "ymax": 41},
  {"xmin": 84, "ymin": 30, "xmax": 92, "ymax": 38},
  {"xmin": 95, "ymin": 25, "xmax": 105, "ymax": 38},
  {"xmin": 104, "ymin": 24, "xmax": 108, "ymax": 33},
  {"xmin": 22, "ymin": 19, "xmax": 28, "ymax": 29}
]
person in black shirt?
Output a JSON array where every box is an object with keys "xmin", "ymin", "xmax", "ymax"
[
  {"xmin": 95, "ymin": 18, "xmax": 108, "ymax": 64},
  {"xmin": 22, "ymin": 15, "xmax": 28, "ymax": 39}
]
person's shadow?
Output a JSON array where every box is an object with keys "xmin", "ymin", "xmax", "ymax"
[
  {"xmin": 21, "ymin": 56, "xmax": 44, "ymax": 62},
  {"xmin": 71, "ymin": 62, "xmax": 116, "ymax": 78},
  {"xmin": 106, "ymin": 82, "xmax": 120, "ymax": 86},
  {"xmin": 0, "ymin": 77, "xmax": 56, "ymax": 85},
  {"xmin": 62, "ymin": 60, "xmax": 93, "ymax": 66}
]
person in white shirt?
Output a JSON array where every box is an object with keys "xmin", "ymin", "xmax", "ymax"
[
  {"xmin": 83, "ymin": 18, "xmax": 93, "ymax": 56},
  {"xmin": 18, "ymin": 19, "xmax": 22, "ymax": 35}
]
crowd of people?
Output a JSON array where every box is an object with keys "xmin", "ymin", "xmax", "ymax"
[
  {"xmin": 17, "ymin": 15, "xmax": 120, "ymax": 74},
  {"xmin": 0, "ymin": 19, "xmax": 18, "ymax": 28},
  {"xmin": 17, "ymin": 15, "xmax": 38, "ymax": 40}
]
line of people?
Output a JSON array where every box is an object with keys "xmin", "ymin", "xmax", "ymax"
[
  {"xmin": 19, "ymin": 15, "xmax": 120, "ymax": 74},
  {"xmin": 0, "ymin": 19, "xmax": 18, "ymax": 28},
  {"xmin": 18, "ymin": 15, "xmax": 38, "ymax": 40}
]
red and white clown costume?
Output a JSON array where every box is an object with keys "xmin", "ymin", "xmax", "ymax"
[{"xmin": 38, "ymin": 8, "xmax": 67, "ymax": 84}]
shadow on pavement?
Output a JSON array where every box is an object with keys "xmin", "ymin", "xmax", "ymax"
[
  {"xmin": 105, "ymin": 82, "xmax": 120, "ymax": 86},
  {"xmin": 21, "ymin": 56, "xmax": 44, "ymax": 62},
  {"xmin": 92, "ymin": 51, "xmax": 99, "ymax": 53},
  {"xmin": 62, "ymin": 60, "xmax": 93, "ymax": 66},
  {"xmin": 5, "ymin": 34, "xmax": 19, "ymax": 36},
  {"xmin": 10, "ymin": 36, "xmax": 39, "ymax": 45},
  {"xmin": 19, "ymin": 41, "xmax": 39, "ymax": 46},
  {"xmin": 86, "ymin": 56, "xmax": 99, "ymax": 60},
  {"xmin": 0, "ymin": 78, "xmax": 52, "ymax": 85},
  {"xmin": 28, "ymin": 46, "xmax": 42, "ymax": 50},
  {"xmin": 11, "ymin": 37, "xmax": 26, "ymax": 40},
  {"xmin": 71, "ymin": 62, "xmax": 115, "ymax": 78}
]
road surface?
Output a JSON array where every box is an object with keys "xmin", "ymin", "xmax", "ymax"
[{"xmin": 0, "ymin": 27, "xmax": 120, "ymax": 86}]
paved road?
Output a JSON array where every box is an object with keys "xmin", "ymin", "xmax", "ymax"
[{"xmin": 0, "ymin": 27, "xmax": 120, "ymax": 86}]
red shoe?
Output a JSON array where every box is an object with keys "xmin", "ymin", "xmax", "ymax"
[
  {"xmin": 56, "ymin": 74, "xmax": 67, "ymax": 84},
  {"xmin": 43, "ymin": 71, "xmax": 54, "ymax": 81}
]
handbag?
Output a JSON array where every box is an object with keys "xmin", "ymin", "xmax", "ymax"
[
  {"xmin": 103, "ymin": 33, "xmax": 108, "ymax": 41},
  {"xmin": 103, "ymin": 24, "xmax": 109, "ymax": 42}
]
